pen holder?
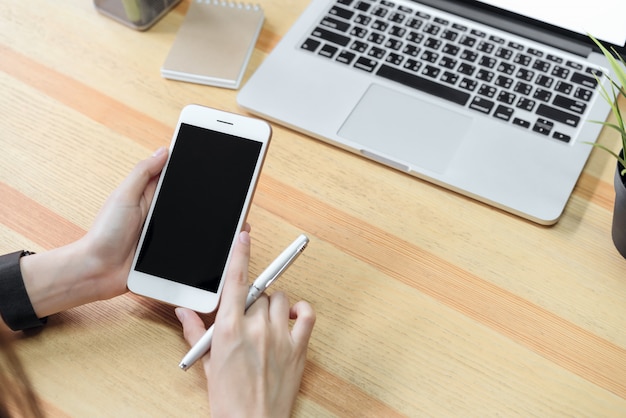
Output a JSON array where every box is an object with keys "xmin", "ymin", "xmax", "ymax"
[{"xmin": 94, "ymin": 0, "xmax": 181, "ymax": 31}]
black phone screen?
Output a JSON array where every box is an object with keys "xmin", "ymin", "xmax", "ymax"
[{"xmin": 135, "ymin": 123, "xmax": 263, "ymax": 293}]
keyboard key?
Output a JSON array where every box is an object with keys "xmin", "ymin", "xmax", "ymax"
[
  {"xmin": 389, "ymin": 25, "xmax": 407, "ymax": 38},
  {"xmin": 514, "ymin": 81, "xmax": 532, "ymax": 96},
  {"xmin": 469, "ymin": 96, "xmax": 495, "ymax": 114},
  {"xmin": 458, "ymin": 63, "xmax": 476, "ymax": 75},
  {"xmin": 441, "ymin": 29, "xmax": 458, "ymax": 41},
  {"xmin": 478, "ymin": 84, "xmax": 496, "ymax": 98},
  {"xmin": 459, "ymin": 35, "xmax": 477, "ymax": 47},
  {"xmin": 301, "ymin": 38, "xmax": 321, "ymax": 52},
  {"xmin": 442, "ymin": 43, "xmax": 460, "ymax": 56},
  {"xmin": 536, "ymin": 104, "xmax": 580, "ymax": 127},
  {"xmin": 516, "ymin": 68, "xmax": 534, "ymax": 81},
  {"xmin": 407, "ymin": 31, "xmax": 424, "ymax": 44},
  {"xmin": 495, "ymin": 75, "xmax": 513, "ymax": 89},
  {"xmin": 403, "ymin": 44, "xmax": 420, "ymax": 57},
  {"xmin": 547, "ymin": 54, "xmax": 563, "ymax": 64},
  {"xmin": 423, "ymin": 23, "xmax": 440, "ymax": 35},
  {"xmin": 497, "ymin": 91, "xmax": 516, "ymax": 105},
  {"xmin": 532, "ymin": 59, "xmax": 550, "ymax": 72},
  {"xmin": 552, "ymin": 131, "xmax": 571, "ymax": 142},
  {"xmin": 566, "ymin": 61, "xmax": 583, "ymax": 70},
  {"xmin": 336, "ymin": 50, "xmax": 356, "ymax": 64},
  {"xmin": 497, "ymin": 62, "xmax": 515, "ymax": 75},
  {"xmin": 477, "ymin": 41, "xmax": 494, "ymax": 53},
  {"xmin": 354, "ymin": 56, "xmax": 378, "ymax": 72},
  {"xmin": 319, "ymin": 44, "xmax": 339, "ymax": 58},
  {"xmin": 406, "ymin": 18, "xmax": 423, "ymax": 30},
  {"xmin": 441, "ymin": 71, "xmax": 459, "ymax": 85},
  {"xmin": 476, "ymin": 69, "xmax": 494, "ymax": 82},
  {"xmin": 460, "ymin": 49, "xmax": 478, "ymax": 62},
  {"xmin": 424, "ymin": 37, "xmax": 442, "ymax": 50},
  {"xmin": 459, "ymin": 78, "xmax": 478, "ymax": 91},
  {"xmin": 555, "ymin": 81, "xmax": 573, "ymax": 94},
  {"xmin": 386, "ymin": 52, "xmax": 404, "ymax": 65},
  {"xmin": 368, "ymin": 46, "xmax": 386, "ymax": 59},
  {"xmin": 371, "ymin": 20, "xmax": 389, "ymax": 31},
  {"xmin": 527, "ymin": 47, "xmax": 543, "ymax": 57},
  {"xmin": 571, "ymin": 72, "xmax": 598, "ymax": 88},
  {"xmin": 421, "ymin": 50, "xmax": 439, "ymax": 63},
  {"xmin": 355, "ymin": 1, "xmax": 371, "ymax": 12},
  {"xmin": 377, "ymin": 64, "xmax": 470, "ymax": 105},
  {"xmin": 495, "ymin": 47, "xmax": 513, "ymax": 60},
  {"xmin": 494, "ymin": 104, "xmax": 514, "ymax": 121},
  {"xmin": 389, "ymin": 12, "xmax": 406, "ymax": 24},
  {"xmin": 321, "ymin": 17, "xmax": 351, "ymax": 32},
  {"xmin": 553, "ymin": 95, "xmax": 587, "ymax": 114},
  {"xmin": 452, "ymin": 23, "xmax": 467, "ymax": 31},
  {"xmin": 535, "ymin": 74, "xmax": 554, "ymax": 88},
  {"xmin": 385, "ymin": 38, "xmax": 403, "ymax": 50},
  {"xmin": 533, "ymin": 118, "xmax": 553, "ymax": 135},
  {"xmin": 478, "ymin": 56, "xmax": 496, "ymax": 68},
  {"xmin": 422, "ymin": 65, "xmax": 440, "ymax": 78},
  {"xmin": 439, "ymin": 56, "xmax": 457, "ymax": 69},
  {"xmin": 574, "ymin": 87, "xmax": 592, "ymax": 101},
  {"xmin": 403, "ymin": 59, "xmax": 422, "ymax": 72},
  {"xmin": 350, "ymin": 40, "xmax": 367, "ymax": 52},
  {"xmin": 312, "ymin": 27, "xmax": 350, "ymax": 47},
  {"xmin": 355, "ymin": 13, "xmax": 372, "ymax": 25},
  {"xmin": 551, "ymin": 66, "xmax": 570, "ymax": 79},
  {"xmin": 514, "ymin": 53, "xmax": 531, "ymax": 66},
  {"xmin": 516, "ymin": 97, "xmax": 536, "ymax": 111},
  {"xmin": 350, "ymin": 26, "xmax": 368, "ymax": 38},
  {"xmin": 367, "ymin": 32, "xmax": 385, "ymax": 44},
  {"xmin": 329, "ymin": 6, "xmax": 354, "ymax": 20},
  {"xmin": 533, "ymin": 88, "xmax": 552, "ymax": 102},
  {"xmin": 513, "ymin": 117, "xmax": 531, "ymax": 128}
]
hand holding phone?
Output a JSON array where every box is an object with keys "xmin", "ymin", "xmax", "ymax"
[{"xmin": 127, "ymin": 104, "xmax": 271, "ymax": 313}]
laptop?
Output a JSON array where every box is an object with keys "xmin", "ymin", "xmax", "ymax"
[{"xmin": 238, "ymin": 0, "xmax": 626, "ymax": 224}]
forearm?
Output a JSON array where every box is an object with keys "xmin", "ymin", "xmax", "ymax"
[{"xmin": 20, "ymin": 239, "xmax": 102, "ymax": 319}]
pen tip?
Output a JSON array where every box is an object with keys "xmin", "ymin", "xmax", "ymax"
[{"xmin": 179, "ymin": 363, "xmax": 189, "ymax": 371}]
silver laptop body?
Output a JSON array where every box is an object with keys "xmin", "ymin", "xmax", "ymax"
[{"xmin": 238, "ymin": 0, "xmax": 624, "ymax": 224}]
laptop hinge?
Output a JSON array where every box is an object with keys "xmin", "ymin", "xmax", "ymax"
[{"xmin": 413, "ymin": 0, "xmax": 592, "ymax": 57}]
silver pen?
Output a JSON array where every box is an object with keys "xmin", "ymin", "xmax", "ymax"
[{"xmin": 179, "ymin": 234, "xmax": 310, "ymax": 371}]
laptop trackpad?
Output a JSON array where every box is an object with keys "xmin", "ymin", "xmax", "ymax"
[{"xmin": 338, "ymin": 84, "xmax": 472, "ymax": 174}]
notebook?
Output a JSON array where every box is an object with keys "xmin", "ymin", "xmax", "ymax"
[
  {"xmin": 238, "ymin": 0, "xmax": 626, "ymax": 224},
  {"xmin": 162, "ymin": 0, "xmax": 264, "ymax": 89}
]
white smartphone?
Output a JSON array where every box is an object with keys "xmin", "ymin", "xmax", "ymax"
[{"xmin": 127, "ymin": 104, "xmax": 271, "ymax": 313}]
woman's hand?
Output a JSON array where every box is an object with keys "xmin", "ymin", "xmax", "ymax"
[
  {"xmin": 20, "ymin": 148, "xmax": 168, "ymax": 318},
  {"xmin": 176, "ymin": 230, "xmax": 316, "ymax": 418}
]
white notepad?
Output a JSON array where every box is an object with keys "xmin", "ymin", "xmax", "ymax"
[{"xmin": 161, "ymin": 0, "xmax": 264, "ymax": 89}]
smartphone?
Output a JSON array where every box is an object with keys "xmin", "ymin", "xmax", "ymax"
[{"xmin": 127, "ymin": 104, "xmax": 271, "ymax": 313}]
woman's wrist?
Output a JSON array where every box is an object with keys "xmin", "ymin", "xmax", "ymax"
[{"xmin": 20, "ymin": 240, "xmax": 102, "ymax": 319}]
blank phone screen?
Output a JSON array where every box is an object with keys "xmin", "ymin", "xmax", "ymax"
[{"xmin": 135, "ymin": 123, "xmax": 263, "ymax": 293}]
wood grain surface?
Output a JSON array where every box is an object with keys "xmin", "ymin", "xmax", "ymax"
[{"xmin": 1, "ymin": 1, "xmax": 625, "ymax": 416}]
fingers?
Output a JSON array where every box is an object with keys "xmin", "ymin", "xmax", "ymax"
[
  {"xmin": 215, "ymin": 231, "xmax": 251, "ymax": 320},
  {"xmin": 119, "ymin": 147, "xmax": 168, "ymax": 205},
  {"xmin": 289, "ymin": 300, "xmax": 316, "ymax": 348},
  {"xmin": 175, "ymin": 307, "xmax": 207, "ymax": 347}
]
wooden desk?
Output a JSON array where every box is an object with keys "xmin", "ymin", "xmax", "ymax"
[{"xmin": 1, "ymin": 1, "xmax": 625, "ymax": 416}]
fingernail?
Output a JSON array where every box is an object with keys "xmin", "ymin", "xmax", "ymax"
[
  {"xmin": 175, "ymin": 307, "xmax": 185, "ymax": 322},
  {"xmin": 239, "ymin": 230, "xmax": 251, "ymax": 245},
  {"xmin": 152, "ymin": 147, "xmax": 166, "ymax": 157}
]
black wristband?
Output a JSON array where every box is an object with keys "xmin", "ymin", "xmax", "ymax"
[{"xmin": 0, "ymin": 250, "xmax": 48, "ymax": 331}]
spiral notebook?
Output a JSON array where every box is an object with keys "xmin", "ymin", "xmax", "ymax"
[{"xmin": 161, "ymin": 0, "xmax": 264, "ymax": 89}]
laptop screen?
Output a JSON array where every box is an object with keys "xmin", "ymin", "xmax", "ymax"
[{"xmin": 477, "ymin": 0, "xmax": 626, "ymax": 46}]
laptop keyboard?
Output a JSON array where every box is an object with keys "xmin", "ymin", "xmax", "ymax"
[{"xmin": 299, "ymin": 0, "xmax": 604, "ymax": 143}]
